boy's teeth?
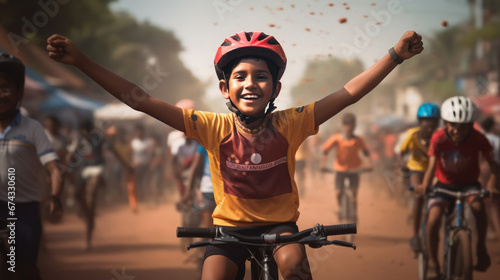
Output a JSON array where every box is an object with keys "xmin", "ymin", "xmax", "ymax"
[{"xmin": 243, "ymin": 95, "xmax": 258, "ymax": 99}]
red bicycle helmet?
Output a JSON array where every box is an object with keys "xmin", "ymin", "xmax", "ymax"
[{"xmin": 214, "ymin": 31, "xmax": 287, "ymax": 80}]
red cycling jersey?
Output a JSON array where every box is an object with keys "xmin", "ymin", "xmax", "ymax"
[{"xmin": 428, "ymin": 128, "xmax": 494, "ymax": 185}]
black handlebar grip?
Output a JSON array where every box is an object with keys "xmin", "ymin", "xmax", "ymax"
[
  {"xmin": 176, "ymin": 227, "xmax": 216, "ymax": 238},
  {"xmin": 324, "ymin": 223, "xmax": 357, "ymax": 236}
]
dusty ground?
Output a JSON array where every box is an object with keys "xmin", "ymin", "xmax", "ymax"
[{"xmin": 37, "ymin": 173, "xmax": 500, "ymax": 280}]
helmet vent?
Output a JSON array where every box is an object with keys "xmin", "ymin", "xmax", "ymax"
[
  {"xmin": 245, "ymin": 32, "xmax": 254, "ymax": 41},
  {"xmin": 257, "ymin": 32, "xmax": 269, "ymax": 41},
  {"xmin": 222, "ymin": 40, "xmax": 232, "ymax": 46},
  {"xmin": 268, "ymin": 37, "xmax": 279, "ymax": 45},
  {"xmin": 231, "ymin": 35, "xmax": 241, "ymax": 42}
]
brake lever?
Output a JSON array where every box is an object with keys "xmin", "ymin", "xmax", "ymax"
[
  {"xmin": 304, "ymin": 239, "xmax": 356, "ymax": 250},
  {"xmin": 331, "ymin": 240, "xmax": 356, "ymax": 250},
  {"xmin": 187, "ymin": 241, "xmax": 212, "ymax": 250}
]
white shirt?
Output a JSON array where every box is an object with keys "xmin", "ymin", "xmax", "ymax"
[
  {"xmin": 0, "ymin": 113, "xmax": 58, "ymax": 202},
  {"xmin": 131, "ymin": 137, "xmax": 153, "ymax": 166}
]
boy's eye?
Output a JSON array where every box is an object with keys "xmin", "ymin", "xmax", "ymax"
[
  {"xmin": 234, "ymin": 75, "xmax": 245, "ymax": 81},
  {"xmin": 0, "ymin": 87, "xmax": 13, "ymax": 96}
]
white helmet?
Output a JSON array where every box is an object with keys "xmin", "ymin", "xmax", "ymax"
[{"xmin": 441, "ymin": 96, "xmax": 479, "ymax": 123}]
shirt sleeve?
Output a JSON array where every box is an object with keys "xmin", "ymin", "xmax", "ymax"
[
  {"xmin": 183, "ymin": 108, "xmax": 234, "ymax": 150},
  {"xmin": 322, "ymin": 134, "xmax": 338, "ymax": 152},
  {"xmin": 358, "ymin": 136, "xmax": 368, "ymax": 151},
  {"xmin": 428, "ymin": 131, "xmax": 439, "ymax": 157},
  {"xmin": 31, "ymin": 121, "xmax": 58, "ymax": 165},
  {"xmin": 273, "ymin": 103, "xmax": 318, "ymax": 149},
  {"xmin": 478, "ymin": 131, "xmax": 495, "ymax": 162},
  {"xmin": 399, "ymin": 131, "xmax": 411, "ymax": 153}
]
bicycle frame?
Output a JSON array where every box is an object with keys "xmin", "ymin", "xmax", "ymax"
[
  {"xmin": 249, "ymin": 246, "xmax": 278, "ymax": 280},
  {"xmin": 418, "ymin": 187, "xmax": 489, "ymax": 280},
  {"xmin": 442, "ymin": 189, "xmax": 474, "ymax": 280}
]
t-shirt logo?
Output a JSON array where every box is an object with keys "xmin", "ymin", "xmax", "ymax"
[
  {"xmin": 440, "ymin": 150, "xmax": 468, "ymax": 173},
  {"xmin": 220, "ymin": 124, "xmax": 292, "ymax": 199}
]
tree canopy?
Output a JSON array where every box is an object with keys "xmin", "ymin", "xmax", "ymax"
[{"xmin": 0, "ymin": 0, "xmax": 205, "ymax": 105}]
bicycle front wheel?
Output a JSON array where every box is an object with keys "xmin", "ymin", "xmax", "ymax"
[{"xmin": 448, "ymin": 230, "xmax": 472, "ymax": 280}]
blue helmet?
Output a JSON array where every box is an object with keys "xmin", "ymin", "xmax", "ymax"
[{"xmin": 417, "ymin": 103, "xmax": 440, "ymax": 119}]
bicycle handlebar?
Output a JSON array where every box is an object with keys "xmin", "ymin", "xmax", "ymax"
[
  {"xmin": 320, "ymin": 168, "xmax": 371, "ymax": 175},
  {"xmin": 177, "ymin": 226, "xmax": 217, "ymax": 238},
  {"xmin": 430, "ymin": 187, "xmax": 490, "ymax": 199},
  {"xmin": 177, "ymin": 223, "xmax": 357, "ymax": 244},
  {"xmin": 409, "ymin": 186, "xmax": 491, "ymax": 199}
]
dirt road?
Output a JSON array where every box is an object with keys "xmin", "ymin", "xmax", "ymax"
[{"xmin": 38, "ymin": 174, "xmax": 500, "ymax": 280}]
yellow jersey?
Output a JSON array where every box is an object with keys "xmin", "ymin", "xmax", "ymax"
[
  {"xmin": 183, "ymin": 103, "xmax": 318, "ymax": 226},
  {"xmin": 399, "ymin": 126, "xmax": 430, "ymax": 172}
]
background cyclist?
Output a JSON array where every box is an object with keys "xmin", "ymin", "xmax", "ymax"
[
  {"xmin": 320, "ymin": 112, "xmax": 373, "ymax": 222},
  {"xmin": 397, "ymin": 103, "xmax": 440, "ymax": 252},
  {"xmin": 416, "ymin": 96, "xmax": 498, "ymax": 279}
]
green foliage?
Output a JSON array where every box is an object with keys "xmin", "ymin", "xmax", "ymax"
[
  {"xmin": 461, "ymin": 21, "xmax": 500, "ymax": 47},
  {"xmin": 0, "ymin": 0, "xmax": 116, "ymax": 45},
  {"xmin": 0, "ymin": 0, "xmax": 205, "ymax": 105},
  {"xmin": 396, "ymin": 26, "xmax": 467, "ymax": 102}
]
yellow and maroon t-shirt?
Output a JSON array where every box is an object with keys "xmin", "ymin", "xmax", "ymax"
[{"xmin": 183, "ymin": 103, "xmax": 318, "ymax": 226}]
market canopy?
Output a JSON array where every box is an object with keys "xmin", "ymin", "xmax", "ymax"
[
  {"xmin": 93, "ymin": 103, "xmax": 146, "ymax": 120},
  {"xmin": 38, "ymin": 89, "xmax": 106, "ymax": 111}
]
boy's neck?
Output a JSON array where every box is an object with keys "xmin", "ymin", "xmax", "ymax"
[
  {"xmin": 235, "ymin": 115, "xmax": 269, "ymax": 135},
  {"xmin": 343, "ymin": 132, "xmax": 354, "ymax": 139}
]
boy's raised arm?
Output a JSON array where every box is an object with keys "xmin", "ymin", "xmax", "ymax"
[
  {"xmin": 46, "ymin": 34, "xmax": 185, "ymax": 132},
  {"xmin": 315, "ymin": 31, "xmax": 423, "ymax": 126}
]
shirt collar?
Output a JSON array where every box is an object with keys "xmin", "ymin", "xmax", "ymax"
[
  {"xmin": 0, "ymin": 111, "xmax": 22, "ymax": 139},
  {"xmin": 11, "ymin": 111, "xmax": 22, "ymax": 126}
]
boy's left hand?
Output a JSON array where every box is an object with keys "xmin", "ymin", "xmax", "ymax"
[
  {"xmin": 48, "ymin": 195, "xmax": 63, "ymax": 224},
  {"xmin": 394, "ymin": 31, "xmax": 424, "ymax": 61}
]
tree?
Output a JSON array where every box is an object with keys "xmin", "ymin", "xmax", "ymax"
[
  {"xmin": 1, "ymin": 0, "xmax": 205, "ymax": 106},
  {"xmin": 396, "ymin": 26, "xmax": 467, "ymax": 101}
]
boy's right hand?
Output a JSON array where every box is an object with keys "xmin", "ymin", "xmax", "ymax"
[{"xmin": 47, "ymin": 34, "xmax": 84, "ymax": 66}]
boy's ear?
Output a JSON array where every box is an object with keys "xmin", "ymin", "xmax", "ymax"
[
  {"xmin": 272, "ymin": 81, "xmax": 282, "ymax": 99},
  {"xmin": 219, "ymin": 79, "xmax": 230, "ymax": 99}
]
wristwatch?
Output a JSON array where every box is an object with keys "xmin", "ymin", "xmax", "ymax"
[{"xmin": 389, "ymin": 47, "xmax": 404, "ymax": 64}]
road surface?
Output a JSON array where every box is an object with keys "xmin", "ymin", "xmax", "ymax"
[{"xmin": 38, "ymin": 173, "xmax": 500, "ymax": 280}]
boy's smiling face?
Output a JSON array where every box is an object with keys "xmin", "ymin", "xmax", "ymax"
[
  {"xmin": 419, "ymin": 118, "xmax": 439, "ymax": 139},
  {"xmin": 445, "ymin": 121, "xmax": 473, "ymax": 144},
  {"xmin": 220, "ymin": 58, "xmax": 280, "ymax": 121}
]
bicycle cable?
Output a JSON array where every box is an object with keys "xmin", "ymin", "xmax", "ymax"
[{"xmin": 243, "ymin": 244, "xmax": 277, "ymax": 280}]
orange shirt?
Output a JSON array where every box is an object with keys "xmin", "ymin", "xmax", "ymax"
[{"xmin": 322, "ymin": 133, "xmax": 367, "ymax": 171}]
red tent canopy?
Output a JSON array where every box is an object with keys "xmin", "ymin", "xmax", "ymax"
[{"xmin": 472, "ymin": 95, "xmax": 500, "ymax": 115}]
